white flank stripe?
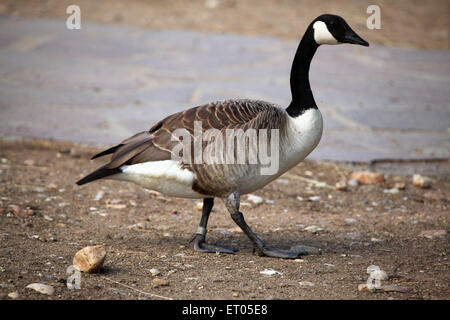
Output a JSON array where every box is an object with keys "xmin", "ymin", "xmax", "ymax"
[{"xmin": 114, "ymin": 160, "xmax": 203, "ymax": 198}]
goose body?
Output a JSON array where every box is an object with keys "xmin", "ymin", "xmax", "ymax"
[
  {"xmin": 77, "ymin": 14, "xmax": 368, "ymax": 259},
  {"xmin": 82, "ymin": 100, "xmax": 323, "ymax": 198}
]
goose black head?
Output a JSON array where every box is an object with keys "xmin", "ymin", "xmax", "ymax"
[{"xmin": 312, "ymin": 14, "xmax": 369, "ymax": 47}]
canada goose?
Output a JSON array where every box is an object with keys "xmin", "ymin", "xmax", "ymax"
[{"xmin": 77, "ymin": 14, "xmax": 369, "ymax": 259}]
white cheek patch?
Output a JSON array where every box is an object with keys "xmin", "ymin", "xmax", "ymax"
[{"xmin": 313, "ymin": 21, "xmax": 339, "ymax": 45}]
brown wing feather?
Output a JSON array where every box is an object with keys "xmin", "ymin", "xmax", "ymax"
[{"xmin": 83, "ymin": 100, "xmax": 285, "ymax": 177}]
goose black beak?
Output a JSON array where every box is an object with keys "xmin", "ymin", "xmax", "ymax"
[{"xmin": 344, "ymin": 30, "xmax": 369, "ymax": 47}]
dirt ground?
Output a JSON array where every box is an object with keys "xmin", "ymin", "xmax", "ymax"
[
  {"xmin": 0, "ymin": 138, "xmax": 448, "ymax": 300},
  {"xmin": 0, "ymin": 0, "xmax": 449, "ymax": 49}
]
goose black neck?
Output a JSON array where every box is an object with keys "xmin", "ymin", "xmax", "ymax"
[{"xmin": 286, "ymin": 25, "xmax": 319, "ymax": 118}]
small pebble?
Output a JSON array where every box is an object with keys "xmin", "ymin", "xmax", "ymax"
[
  {"xmin": 247, "ymin": 194, "xmax": 264, "ymax": 205},
  {"xmin": 308, "ymin": 196, "xmax": 321, "ymax": 201},
  {"xmin": 184, "ymin": 277, "xmax": 198, "ymax": 282},
  {"xmin": 26, "ymin": 283, "xmax": 55, "ymax": 295},
  {"xmin": 348, "ymin": 179, "xmax": 359, "ymax": 187},
  {"xmin": 418, "ymin": 230, "xmax": 446, "ymax": 240},
  {"xmin": 11, "ymin": 206, "xmax": 34, "ymax": 218},
  {"xmin": 393, "ymin": 182, "xmax": 406, "ymax": 190},
  {"xmin": 152, "ymin": 278, "xmax": 169, "ymax": 287},
  {"xmin": 107, "ymin": 203, "xmax": 126, "ymax": 209},
  {"xmin": 24, "ymin": 159, "xmax": 35, "ymax": 166},
  {"xmin": 58, "ymin": 202, "xmax": 70, "ymax": 208},
  {"xmin": 298, "ymin": 281, "xmax": 315, "ymax": 287},
  {"xmin": 136, "ymin": 221, "xmax": 149, "ymax": 230},
  {"xmin": 335, "ymin": 182, "xmax": 347, "ymax": 191},
  {"xmin": 343, "ymin": 232, "xmax": 362, "ymax": 240},
  {"xmin": 149, "ymin": 268, "xmax": 161, "ymax": 276},
  {"xmin": 260, "ymin": 269, "xmax": 282, "ymax": 276},
  {"xmin": 345, "ymin": 218, "xmax": 357, "ymax": 224},
  {"xmin": 205, "ymin": 0, "xmax": 221, "ymax": 9},
  {"xmin": 304, "ymin": 225, "xmax": 323, "ymax": 233},
  {"xmin": 412, "ymin": 174, "xmax": 431, "ymax": 188},
  {"xmin": 351, "ymin": 171, "xmax": 385, "ymax": 185},
  {"xmin": 8, "ymin": 291, "xmax": 19, "ymax": 299},
  {"xmin": 73, "ymin": 245, "xmax": 106, "ymax": 273},
  {"xmin": 94, "ymin": 190, "xmax": 105, "ymax": 201},
  {"xmin": 47, "ymin": 183, "xmax": 58, "ymax": 190},
  {"xmin": 383, "ymin": 188, "xmax": 399, "ymax": 194},
  {"xmin": 423, "ymin": 191, "xmax": 443, "ymax": 201}
]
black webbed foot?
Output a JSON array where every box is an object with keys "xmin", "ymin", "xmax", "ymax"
[{"xmin": 191, "ymin": 234, "xmax": 236, "ymax": 254}]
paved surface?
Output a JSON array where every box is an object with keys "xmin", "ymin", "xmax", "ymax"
[{"xmin": 0, "ymin": 16, "xmax": 449, "ymax": 162}]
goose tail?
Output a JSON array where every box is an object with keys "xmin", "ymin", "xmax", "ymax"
[{"xmin": 76, "ymin": 165, "xmax": 121, "ymax": 185}]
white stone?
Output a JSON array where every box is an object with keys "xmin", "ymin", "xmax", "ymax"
[
  {"xmin": 383, "ymin": 188, "xmax": 399, "ymax": 194},
  {"xmin": 304, "ymin": 225, "xmax": 323, "ymax": 232},
  {"xmin": 247, "ymin": 194, "xmax": 264, "ymax": 205},
  {"xmin": 94, "ymin": 190, "xmax": 105, "ymax": 201},
  {"xmin": 298, "ymin": 281, "xmax": 315, "ymax": 287},
  {"xmin": 412, "ymin": 174, "xmax": 432, "ymax": 188},
  {"xmin": 26, "ymin": 283, "xmax": 55, "ymax": 295},
  {"xmin": 260, "ymin": 269, "xmax": 282, "ymax": 276},
  {"xmin": 149, "ymin": 268, "xmax": 161, "ymax": 276}
]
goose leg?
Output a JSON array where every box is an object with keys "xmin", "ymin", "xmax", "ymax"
[
  {"xmin": 190, "ymin": 198, "xmax": 236, "ymax": 254},
  {"xmin": 224, "ymin": 192, "xmax": 315, "ymax": 259}
]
